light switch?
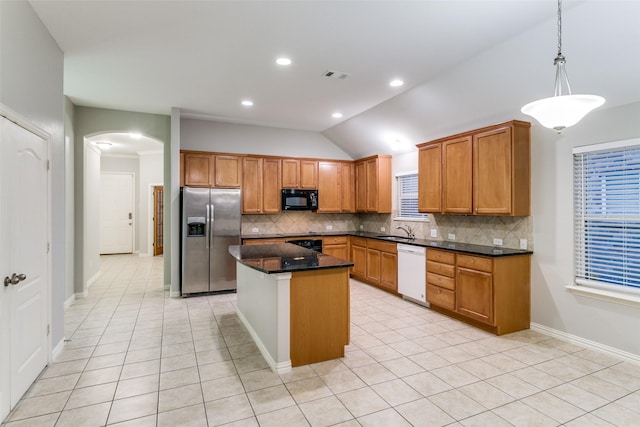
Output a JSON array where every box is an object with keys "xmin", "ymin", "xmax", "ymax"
[
  {"xmin": 381, "ymin": 227, "xmax": 386, "ymax": 232},
  {"xmin": 520, "ymin": 239, "xmax": 528, "ymax": 250}
]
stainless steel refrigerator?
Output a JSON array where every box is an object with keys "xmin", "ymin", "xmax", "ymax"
[{"xmin": 181, "ymin": 187, "xmax": 241, "ymax": 295}]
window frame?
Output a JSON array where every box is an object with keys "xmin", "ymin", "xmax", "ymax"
[
  {"xmin": 569, "ymin": 137, "xmax": 640, "ymax": 308},
  {"xmin": 394, "ymin": 171, "xmax": 428, "ymax": 222}
]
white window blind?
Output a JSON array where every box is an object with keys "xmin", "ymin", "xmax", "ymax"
[
  {"xmin": 574, "ymin": 140, "xmax": 640, "ymax": 291},
  {"xmin": 396, "ymin": 173, "xmax": 427, "ymax": 220}
]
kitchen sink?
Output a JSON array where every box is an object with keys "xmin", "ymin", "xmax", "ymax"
[{"xmin": 375, "ymin": 235, "xmax": 414, "ymax": 241}]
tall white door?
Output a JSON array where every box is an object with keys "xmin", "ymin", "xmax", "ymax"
[
  {"xmin": 100, "ymin": 173, "xmax": 134, "ymax": 254},
  {"xmin": 0, "ymin": 115, "xmax": 49, "ymax": 421}
]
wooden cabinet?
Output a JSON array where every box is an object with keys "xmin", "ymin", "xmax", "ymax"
[
  {"xmin": 418, "ymin": 143, "xmax": 441, "ymax": 213},
  {"xmin": 282, "ymin": 159, "xmax": 318, "ymax": 189},
  {"xmin": 427, "ymin": 250, "xmax": 531, "ymax": 335},
  {"xmin": 443, "ymin": 136, "xmax": 473, "ymax": 214},
  {"xmin": 350, "ymin": 237, "xmax": 367, "ymax": 280},
  {"xmin": 323, "ymin": 236, "xmax": 349, "ymax": 260},
  {"xmin": 214, "ymin": 155, "xmax": 241, "ymax": 187},
  {"xmin": 350, "ymin": 237, "xmax": 397, "ymax": 293},
  {"xmin": 417, "ymin": 120, "xmax": 530, "ymax": 216},
  {"xmin": 426, "ymin": 249, "xmax": 456, "ymax": 310},
  {"xmin": 355, "ymin": 155, "xmax": 392, "ymax": 213},
  {"xmin": 318, "ymin": 161, "xmax": 355, "ymax": 213},
  {"xmin": 182, "ymin": 151, "xmax": 241, "ymax": 188},
  {"xmin": 183, "ymin": 152, "xmax": 213, "ymax": 187},
  {"xmin": 241, "ymin": 157, "xmax": 281, "ymax": 214},
  {"xmin": 179, "ymin": 152, "xmax": 185, "ymax": 187}
]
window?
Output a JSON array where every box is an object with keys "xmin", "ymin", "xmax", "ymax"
[
  {"xmin": 396, "ymin": 172, "xmax": 427, "ymax": 220},
  {"xmin": 573, "ymin": 138, "xmax": 640, "ymax": 293}
]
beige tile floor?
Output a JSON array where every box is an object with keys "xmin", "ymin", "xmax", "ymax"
[{"xmin": 3, "ymin": 254, "xmax": 640, "ymax": 426}]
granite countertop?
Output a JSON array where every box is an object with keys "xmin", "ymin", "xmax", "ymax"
[
  {"xmin": 228, "ymin": 243, "xmax": 354, "ymax": 274},
  {"xmin": 241, "ymin": 231, "xmax": 532, "ymax": 257}
]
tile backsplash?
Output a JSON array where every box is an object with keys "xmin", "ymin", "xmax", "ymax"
[{"xmin": 242, "ymin": 211, "xmax": 533, "ymax": 250}]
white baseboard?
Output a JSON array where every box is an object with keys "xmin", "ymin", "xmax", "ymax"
[
  {"xmin": 235, "ymin": 307, "xmax": 292, "ymax": 374},
  {"xmin": 51, "ymin": 337, "xmax": 65, "ymax": 361},
  {"xmin": 531, "ymin": 322, "xmax": 640, "ymax": 365},
  {"xmin": 64, "ymin": 294, "xmax": 75, "ymax": 310},
  {"xmin": 86, "ymin": 271, "xmax": 102, "ymax": 289},
  {"xmin": 169, "ymin": 290, "xmax": 181, "ymax": 298},
  {"xmin": 138, "ymin": 252, "xmax": 151, "ymax": 257}
]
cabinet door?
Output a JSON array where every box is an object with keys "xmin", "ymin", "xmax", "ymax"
[
  {"xmin": 184, "ymin": 153, "xmax": 213, "ymax": 187},
  {"xmin": 418, "ymin": 143, "xmax": 442, "ymax": 213},
  {"xmin": 456, "ymin": 267, "xmax": 493, "ymax": 325},
  {"xmin": 442, "ymin": 136, "xmax": 472, "ymax": 214},
  {"xmin": 380, "ymin": 251, "xmax": 397, "ymax": 291},
  {"xmin": 179, "ymin": 152, "xmax": 185, "ymax": 187},
  {"xmin": 318, "ymin": 161, "xmax": 341, "ymax": 212},
  {"xmin": 473, "ymin": 126, "xmax": 512, "ymax": 215},
  {"xmin": 351, "ymin": 244, "xmax": 367, "ymax": 279},
  {"xmin": 282, "ymin": 158, "xmax": 299, "ymax": 188},
  {"xmin": 241, "ymin": 157, "xmax": 262, "ymax": 213},
  {"xmin": 366, "ymin": 159, "xmax": 379, "ymax": 212},
  {"xmin": 366, "ymin": 248, "xmax": 381, "ymax": 284},
  {"xmin": 324, "ymin": 244, "xmax": 348, "ymax": 260},
  {"xmin": 355, "ymin": 161, "xmax": 367, "ymax": 212},
  {"xmin": 262, "ymin": 158, "xmax": 282, "ymax": 213},
  {"xmin": 215, "ymin": 155, "xmax": 241, "ymax": 187},
  {"xmin": 340, "ymin": 162, "xmax": 355, "ymax": 212},
  {"xmin": 300, "ymin": 160, "xmax": 318, "ymax": 189}
]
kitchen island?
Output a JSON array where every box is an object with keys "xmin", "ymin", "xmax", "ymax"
[{"xmin": 228, "ymin": 243, "xmax": 353, "ymax": 373}]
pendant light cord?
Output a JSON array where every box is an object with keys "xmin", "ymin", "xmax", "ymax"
[{"xmin": 557, "ymin": 0, "xmax": 563, "ymax": 56}]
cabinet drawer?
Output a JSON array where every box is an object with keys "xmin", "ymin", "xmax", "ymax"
[
  {"xmin": 427, "ymin": 249, "xmax": 455, "ymax": 264},
  {"xmin": 457, "ymin": 254, "xmax": 492, "ymax": 272},
  {"xmin": 324, "ymin": 236, "xmax": 348, "ymax": 245},
  {"xmin": 427, "ymin": 284, "xmax": 455, "ymax": 310},
  {"xmin": 427, "ymin": 272, "xmax": 455, "ymax": 290},
  {"xmin": 350, "ymin": 237, "xmax": 367, "ymax": 247},
  {"xmin": 368, "ymin": 239, "xmax": 397, "ymax": 253},
  {"xmin": 427, "ymin": 261, "xmax": 455, "ymax": 278}
]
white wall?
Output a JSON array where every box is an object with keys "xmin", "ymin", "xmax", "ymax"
[
  {"xmin": 139, "ymin": 151, "xmax": 164, "ymax": 256},
  {"xmin": 84, "ymin": 144, "xmax": 101, "ymax": 290},
  {"xmin": 181, "ymin": 119, "xmax": 353, "ymax": 160},
  {"xmin": 0, "ymin": 0, "xmax": 65, "ymax": 347},
  {"xmin": 63, "ymin": 98, "xmax": 75, "ymax": 306}
]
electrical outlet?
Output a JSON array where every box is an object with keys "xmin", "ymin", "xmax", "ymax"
[
  {"xmin": 381, "ymin": 227, "xmax": 386, "ymax": 232},
  {"xmin": 326, "ymin": 225, "xmax": 333, "ymax": 230},
  {"xmin": 493, "ymin": 238, "xmax": 503, "ymax": 246},
  {"xmin": 520, "ymin": 239, "xmax": 528, "ymax": 250},
  {"xmin": 448, "ymin": 233, "xmax": 455, "ymax": 240},
  {"xmin": 359, "ymin": 225, "xmax": 364, "ymax": 230},
  {"xmin": 430, "ymin": 229, "xmax": 438, "ymax": 238},
  {"xmin": 251, "ymin": 227, "xmax": 259, "ymax": 233}
]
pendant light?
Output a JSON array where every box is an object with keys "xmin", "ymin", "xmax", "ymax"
[{"xmin": 521, "ymin": 0, "xmax": 604, "ymax": 133}]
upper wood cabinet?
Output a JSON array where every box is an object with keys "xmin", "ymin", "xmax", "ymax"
[
  {"xmin": 179, "ymin": 152, "xmax": 185, "ymax": 187},
  {"xmin": 417, "ymin": 120, "xmax": 530, "ymax": 216},
  {"xmin": 282, "ymin": 158, "xmax": 317, "ymax": 189},
  {"xmin": 318, "ymin": 161, "xmax": 356, "ymax": 213},
  {"xmin": 182, "ymin": 151, "xmax": 241, "ymax": 188},
  {"xmin": 241, "ymin": 156, "xmax": 281, "ymax": 214},
  {"xmin": 214, "ymin": 155, "xmax": 241, "ymax": 187},
  {"xmin": 355, "ymin": 155, "xmax": 392, "ymax": 213}
]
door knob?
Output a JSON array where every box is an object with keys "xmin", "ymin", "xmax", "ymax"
[{"xmin": 4, "ymin": 273, "xmax": 26, "ymax": 287}]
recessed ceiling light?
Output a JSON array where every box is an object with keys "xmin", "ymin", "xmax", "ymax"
[
  {"xmin": 332, "ymin": 112, "xmax": 343, "ymax": 119},
  {"xmin": 129, "ymin": 132, "xmax": 142, "ymax": 139},
  {"xmin": 389, "ymin": 79, "xmax": 404, "ymax": 87},
  {"xmin": 241, "ymin": 100, "xmax": 254, "ymax": 107},
  {"xmin": 276, "ymin": 57, "xmax": 292, "ymax": 66}
]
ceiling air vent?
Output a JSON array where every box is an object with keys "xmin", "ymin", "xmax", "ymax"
[{"xmin": 322, "ymin": 70, "xmax": 350, "ymax": 80}]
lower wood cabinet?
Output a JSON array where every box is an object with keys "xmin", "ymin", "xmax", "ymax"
[
  {"xmin": 350, "ymin": 237, "xmax": 397, "ymax": 293},
  {"xmin": 427, "ymin": 250, "xmax": 531, "ymax": 335},
  {"xmin": 323, "ymin": 236, "xmax": 349, "ymax": 259}
]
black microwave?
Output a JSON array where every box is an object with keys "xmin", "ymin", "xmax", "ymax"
[{"xmin": 281, "ymin": 189, "xmax": 318, "ymax": 211}]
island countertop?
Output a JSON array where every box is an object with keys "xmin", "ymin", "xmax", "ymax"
[{"xmin": 228, "ymin": 243, "xmax": 354, "ymax": 274}]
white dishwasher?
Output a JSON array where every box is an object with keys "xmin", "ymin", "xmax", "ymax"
[{"xmin": 397, "ymin": 243, "xmax": 427, "ymax": 305}]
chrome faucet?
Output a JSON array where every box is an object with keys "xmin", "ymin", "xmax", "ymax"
[{"xmin": 396, "ymin": 225, "xmax": 415, "ymax": 239}]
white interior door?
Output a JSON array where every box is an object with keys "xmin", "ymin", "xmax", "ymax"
[
  {"xmin": 0, "ymin": 114, "xmax": 49, "ymax": 421},
  {"xmin": 100, "ymin": 173, "xmax": 134, "ymax": 254}
]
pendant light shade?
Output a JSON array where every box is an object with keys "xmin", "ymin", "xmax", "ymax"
[{"xmin": 521, "ymin": 0, "xmax": 604, "ymax": 133}]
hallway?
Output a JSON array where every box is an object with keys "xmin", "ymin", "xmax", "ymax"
[{"xmin": 2, "ymin": 254, "xmax": 640, "ymax": 426}]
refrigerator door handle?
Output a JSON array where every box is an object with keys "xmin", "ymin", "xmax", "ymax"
[
  {"xmin": 205, "ymin": 204, "xmax": 210, "ymax": 249},
  {"xmin": 209, "ymin": 204, "xmax": 215, "ymax": 246}
]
